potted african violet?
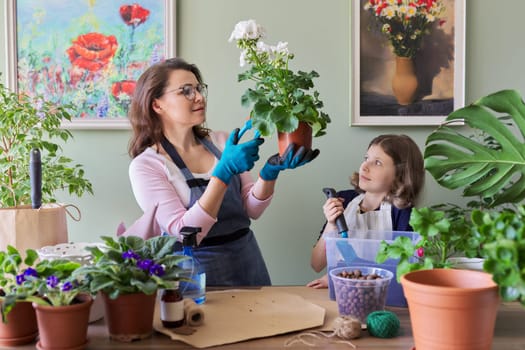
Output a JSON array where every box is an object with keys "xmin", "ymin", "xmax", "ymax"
[
  {"xmin": 0, "ymin": 246, "xmax": 39, "ymax": 346},
  {"xmin": 1, "ymin": 245, "xmax": 91, "ymax": 350},
  {"xmin": 73, "ymin": 235, "xmax": 187, "ymax": 342}
]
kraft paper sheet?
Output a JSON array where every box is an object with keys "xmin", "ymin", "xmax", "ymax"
[{"xmin": 154, "ymin": 288, "xmax": 326, "ymax": 348}]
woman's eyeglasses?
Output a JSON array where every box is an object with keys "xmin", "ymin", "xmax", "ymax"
[{"xmin": 164, "ymin": 83, "xmax": 208, "ymax": 101}]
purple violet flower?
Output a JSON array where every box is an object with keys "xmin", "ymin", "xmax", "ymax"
[
  {"xmin": 15, "ymin": 274, "xmax": 25, "ymax": 285},
  {"xmin": 16, "ymin": 268, "xmax": 39, "ymax": 285},
  {"xmin": 61, "ymin": 282, "xmax": 73, "ymax": 292},
  {"xmin": 23, "ymin": 267, "xmax": 38, "ymax": 278},
  {"xmin": 47, "ymin": 275, "xmax": 59, "ymax": 289},
  {"xmin": 149, "ymin": 264, "xmax": 165, "ymax": 276},
  {"xmin": 122, "ymin": 249, "xmax": 140, "ymax": 260},
  {"xmin": 137, "ymin": 259, "xmax": 153, "ymax": 271}
]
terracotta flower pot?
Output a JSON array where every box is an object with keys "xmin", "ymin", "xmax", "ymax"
[
  {"xmin": 401, "ymin": 268, "xmax": 499, "ymax": 350},
  {"xmin": 33, "ymin": 294, "xmax": 93, "ymax": 350},
  {"xmin": 101, "ymin": 291, "xmax": 156, "ymax": 342},
  {"xmin": 391, "ymin": 56, "xmax": 418, "ymax": 105},
  {"xmin": 0, "ymin": 301, "xmax": 38, "ymax": 346},
  {"xmin": 277, "ymin": 121, "xmax": 312, "ymax": 156}
]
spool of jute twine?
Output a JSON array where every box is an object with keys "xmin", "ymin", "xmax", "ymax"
[
  {"xmin": 366, "ymin": 310, "xmax": 400, "ymax": 338},
  {"xmin": 284, "ymin": 316, "xmax": 361, "ymax": 348}
]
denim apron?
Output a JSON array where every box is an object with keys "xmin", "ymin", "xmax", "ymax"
[{"xmin": 161, "ymin": 135, "xmax": 271, "ymax": 286}]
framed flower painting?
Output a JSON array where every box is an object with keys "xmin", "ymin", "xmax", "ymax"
[
  {"xmin": 351, "ymin": 0, "xmax": 465, "ymax": 126},
  {"xmin": 4, "ymin": 0, "xmax": 176, "ymax": 129}
]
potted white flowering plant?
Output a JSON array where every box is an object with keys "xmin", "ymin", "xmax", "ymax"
[{"xmin": 229, "ymin": 19, "xmax": 330, "ymax": 154}]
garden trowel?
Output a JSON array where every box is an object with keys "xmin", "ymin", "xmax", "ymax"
[{"xmin": 322, "ymin": 187, "xmax": 357, "ymax": 262}]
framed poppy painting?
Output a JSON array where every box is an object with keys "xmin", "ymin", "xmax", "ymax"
[
  {"xmin": 351, "ymin": 0, "xmax": 465, "ymax": 126},
  {"xmin": 4, "ymin": 0, "xmax": 176, "ymax": 129}
]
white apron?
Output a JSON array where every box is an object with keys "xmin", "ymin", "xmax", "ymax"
[{"xmin": 343, "ymin": 193, "xmax": 393, "ymax": 233}]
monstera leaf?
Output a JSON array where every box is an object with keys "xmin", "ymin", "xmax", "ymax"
[{"xmin": 425, "ymin": 89, "xmax": 525, "ymax": 207}]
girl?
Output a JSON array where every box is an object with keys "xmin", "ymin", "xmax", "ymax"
[{"xmin": 307, "ymin": 134, "xmax": 424, "ymax": 288}]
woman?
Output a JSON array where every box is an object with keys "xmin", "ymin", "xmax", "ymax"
[{"xmin": 127, "ymin": 58, "xmax": 318, "ymax": 286}]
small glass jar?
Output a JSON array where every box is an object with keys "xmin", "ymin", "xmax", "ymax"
[{"xmin": 160, "ymin": 282, "xmax": 184, "ymax": 328}]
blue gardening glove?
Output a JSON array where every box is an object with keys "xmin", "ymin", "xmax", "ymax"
[
  {"xmin": 212, "ymin": 128, "xmax": 264, "ymax": 185},
  {"xmin": 259, "ymin": 143, "xmax": 320, "ymax": 181}
]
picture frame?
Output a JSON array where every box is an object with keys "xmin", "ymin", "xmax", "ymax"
[
  {"xmin": 351, "ymin": 0, "xmax": 465, "ymax": 126},
  {"xmin": 4, "ymin": 0, "xmax": 176, "ymax": 129}
]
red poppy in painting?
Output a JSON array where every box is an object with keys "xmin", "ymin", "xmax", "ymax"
[
  {"xmin": 66, "ymin": 32, "xmax": 118, "ymax": 72},
  {"xmin": 112, "ymin": 80, "xmax": 137, "ymax": 101},
  {"xmin": 120, "ymin": 4, "xmax": 150, "ymax": 27}
]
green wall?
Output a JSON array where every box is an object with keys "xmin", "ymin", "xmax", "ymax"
[{"xmin": 1, "ymin": 0, "xmax": 524, "ymax": 285}]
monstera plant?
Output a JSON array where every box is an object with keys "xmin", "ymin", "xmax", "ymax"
[
  {"xmin": 378, "ymin": 89, "xmax": 525, "ymax": 304},
  {"xmin": 424, "ymin": 89, "xmax": 525, "ymax": 304},
  {"xmin": 425, "ymin": 89, "xmax": 525, "ymax": 207}
]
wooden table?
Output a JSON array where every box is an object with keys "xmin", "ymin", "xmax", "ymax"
[{"xmin": 7, "ymin": 286, "xmax": 525, "ymax": 349}]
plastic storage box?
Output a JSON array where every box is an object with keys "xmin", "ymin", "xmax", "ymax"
[{"xmin": 325, "ymin": 230, "xmax": 419, "ymax": 307}]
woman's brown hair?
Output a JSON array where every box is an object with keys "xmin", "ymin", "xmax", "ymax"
[{"xmin": 128, "ymin": 58, "xmax": 210, "ymax": 158}]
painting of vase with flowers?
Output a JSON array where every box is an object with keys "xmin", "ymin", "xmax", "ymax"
[
  {"xmin": 5, "ymin": 0, "xmax": 175, "ymax": 128},
  {"xmin": 352, "ymin": 0, "xmax": 465, "ymax": 126}
]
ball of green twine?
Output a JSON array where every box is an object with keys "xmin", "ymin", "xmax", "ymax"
[{"xmin": 366, "ymin": 311, "xmax": 400, "ymax": 338}]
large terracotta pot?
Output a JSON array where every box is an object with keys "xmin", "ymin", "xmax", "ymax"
[
  {"xmin": 401, "ymin": 269, "xmax": 500, "ymax": 350},
  {"xmin": 277, "ymin": 121, "xmax": 312, "ymax": 157},
  {"xmin": 101, "ymin": 291, "xmax": 156, "ymax": 342},
  {"xmin": 33, "ymin": 294, "xmax": 92, "ymax": 350},
  {"xmin": 391, "ymin": 56, "xmax": 418, "ymax": 105},
  {"xmin": 0, "ymin": 301, "xmax": 38, "ymax": 346}
]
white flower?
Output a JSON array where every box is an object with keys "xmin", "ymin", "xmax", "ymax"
[
  {"xmin": 256, "ymin": 41, "xmax": 272, "ymax": 54},
  {"xmin": 274, "ymin": 41, "xmax": 289, "ymax": 56},
  {"xmin": 228, "ymin": 19, "xmax": 265, "ymax": 42},
  {"xmin": 239, "ymin": 50, "xmax": 248, "ymax": 67}
]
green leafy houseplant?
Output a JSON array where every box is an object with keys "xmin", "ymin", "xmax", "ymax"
[
  {"xmin": 0, "ymin": 81, "xmax": 93, "ymax": 207},
  {"xmin": 229, "ymin": 19, "xmax": 331, "ymax": 137},
  {"xmin": 376, "ymin": 204, "xmax": 483, "ymax": 281},
  {"xmin": 471, "ymin": 207, "xmax": 525, "ymax": 304},
  {"xmin": 73, "ymin": 235, "xmax": 187, "ymax": 299},
  {"xmin": 0, "ymin": 245, "xmax": 85, "ymax": 320},
  {"xmin": 379, "ymin": 89, "xmax": 525, "ymax": 303}
]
